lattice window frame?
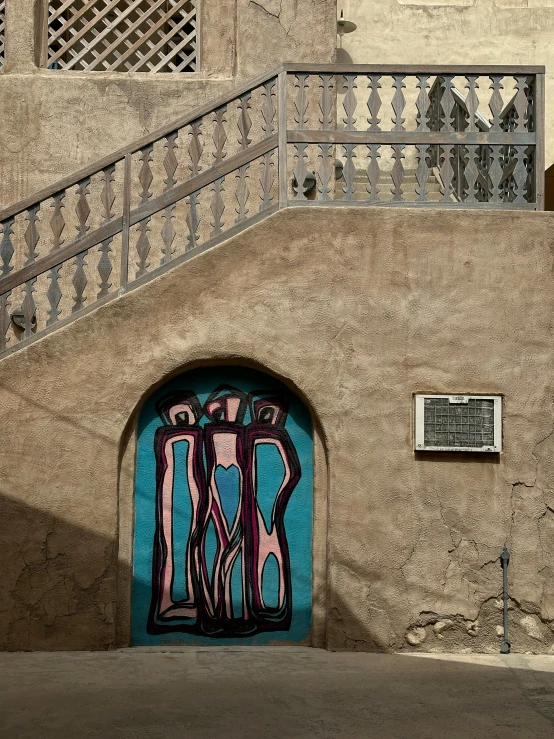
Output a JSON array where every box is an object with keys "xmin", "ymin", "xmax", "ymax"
[
  {"xmin": 39, "ymin": 0, "xmax": 199, "ymax": 73},
  {"xmin": 0, "ymin": 1, "xmax": 5, "ymax": 69}
]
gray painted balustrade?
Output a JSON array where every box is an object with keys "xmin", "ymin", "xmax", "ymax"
[{"xmin": 0, "ymin": 63, "xmax": 545, "ymax": 358}]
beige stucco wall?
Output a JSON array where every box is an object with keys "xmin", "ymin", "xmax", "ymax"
[
  {"xmin": 0, "ymin": 0, "xmax": 336, "ymax": 207},
  {"xmin": 1, "ymin": 205, "xmax": 554, "ymax": 652},
  {"xmin": 339, "ymin": 0, "xmax": 554, "ymax": 169}
]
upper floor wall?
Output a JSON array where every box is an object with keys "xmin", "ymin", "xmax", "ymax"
[
  {"xmin": 339, "ymin": 0, "xmax": 554, "ymax": 170},
  {"xmin": 0, "ymin": 0, "xmax": 336, "ymax": 206}
]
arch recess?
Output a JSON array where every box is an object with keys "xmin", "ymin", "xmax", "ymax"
[{"xmin": 116, "ymin": 361, "xmax": 329, "ymax": 648}]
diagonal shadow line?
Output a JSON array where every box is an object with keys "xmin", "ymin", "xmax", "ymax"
[{"xmin": 0, "ymin": 382, "xmax": 120, "ymax": 447}]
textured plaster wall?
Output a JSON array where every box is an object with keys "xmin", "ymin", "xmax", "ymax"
[
  {"xmin": 0, "ymin": 206, "xmax": 554, "ymax": 653},
  {"xmin": 0, "ymin": 0, "xmax": 336, "ymax": 207},
  {"xmin": 339, "ymin": 0, "xmax": 554, "ymax": 169}
]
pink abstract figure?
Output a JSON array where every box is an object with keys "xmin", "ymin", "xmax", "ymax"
[
  {"xmin": 149, "ymin": 393, "xmax": 207, "ymax": 632},
  {"xmin": 201, "ymin": 386, "xmax": 249, "ymax": 633},
  {"xmin": 243, "ymin": 394, "xmax": 301, "ymax": 630},
  {"xmin": 149, "ymin": 385, "xmax": 301, "ymax": 637}
]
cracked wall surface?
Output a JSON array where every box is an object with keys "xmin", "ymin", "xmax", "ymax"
[
  {"xmin": 0, "ymin": 206, "xmax": 554, "ymax": 651},
  {"xmin": 0, "ymin": 0, "xmax": 336, "ymax": 207}
]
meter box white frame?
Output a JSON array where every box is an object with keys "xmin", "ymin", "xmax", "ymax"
[{"xmin": 414, "ymin": 394, "xmax": 503, "ymax": 453}]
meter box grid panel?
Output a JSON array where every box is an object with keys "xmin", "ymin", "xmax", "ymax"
[{"xmin": 414, "ymin": 395, "xmax": 502, "ymax": 453}]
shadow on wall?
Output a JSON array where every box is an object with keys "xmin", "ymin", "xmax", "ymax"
[
  {"xmin": 0, "ymin": 490, "xmax": 316, "ymax": 651},
  {"xmin": 0, "ymin": 373, "xmax": 548, "ymax": 653},
  {"xmin": 0, "ymin": 488, "xmax": 552, "ymax": 653},
  {"xmin": 0, "ymin": 490, "xmax": 118, "ymax": 651}
]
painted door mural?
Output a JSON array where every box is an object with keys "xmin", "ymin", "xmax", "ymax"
[{"xmin": 132, "ymin": 366, "xmax": 313, "ymax": 645}]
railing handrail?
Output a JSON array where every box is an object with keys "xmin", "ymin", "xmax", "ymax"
[
  {"xmin": 0, "ymin": 135, "xmax": 279, "ymax": 295},
  {"xmin": 282, "ymin": 63, "xmax": 546, "ymax": 75},
  {"xmin": 0, "ymin": 63, "xmax": 284, "ymax": 223}
]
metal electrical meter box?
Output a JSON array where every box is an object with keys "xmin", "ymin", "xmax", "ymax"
[{"xmin": 414, "ymin": 395, "xmax": 502, "ymax": 453}]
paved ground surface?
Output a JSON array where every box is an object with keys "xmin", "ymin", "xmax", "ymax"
[{"xmin": 1, "ymin": 648, "xmax": 554, "ymax": 738}]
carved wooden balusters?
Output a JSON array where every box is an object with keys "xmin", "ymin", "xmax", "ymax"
[
  {"xmin": 0, "ymin": 67, "xmax": 543, "ymax": 360},
  {"xmin": 262, "ymin": 79, "xmax": 277, "ymax": 138},
  {"xmin": 260, "ymin": 79, "xmax": 277, "ymax": 212},
  {"xmin": 284, "ymin": 69, "xmax": 541, "ymax": 207},
  {"xmin": 50, "ymin": 191, "xmax": 65, "ymax": 251},
  {"xmin": 511, "ymin": 146, "xmax": 528, "ymax": 205},
  {"xmin": 525, "ymin": 146, "xmax": 536, "ymax": 203},
  {"xmin": 414, "ymin": 145, "xmax": 428, "ymax": 203},
  {"xmin": 161, "ymin": 133, "xmax": 179, "ymax": 266},
  {"xmin": 291, "ymin": 74, "xmax": 309, "ymax": 203},
  {"xmin": 391, "ymin": 75, "xmax": 406, "ymax": 132},
  {"xmin": 319, "ymin": 75, "xmax": 334, "ymax": 132},
  {"xmin": 367, "ymin": 75, "xmax": 382, "ymax": 132},
  {"xmin": 415, "ymin": 75, "xmax": 430, "ymax": 134},
  {"xmin": 503, "ymin": 76, "xmax": 533, "ymax": 204},
  {"xmin": 314, "ymin": 74, "xmax": 334, "ymax": 202},
  {"xmin": 20, "ymin": 206, "xmax": 40, "ymax": 339},
  {"xmin": 235, "ymin": 162, "xmax": 250, "ymax": 224},
  {"xmin": 260, "ymin": 149, "xmax": 276, "ymax": 211},
  {"xmin": 489, "ymin": 75, "xmax": 505, "ymax": 132},
  {"xmin": 414, "ymin": 76, "xmax": 433, "ymax": 203},
  {"xmin": 465, "ymin": 76, "xmax": 480, "ymax": 133},
  {"xmin": 292, "ymin": 143, "xmax": 308, "ymax": 203},
  {"xmin": 98, "ymin": 165, "xmax": 116, "ymax": 297},
  {"xmin": 365, "ymin": 144, "xmax": 379, "ymax": 204},
  {"xmin": 46, "ymin": 192, "xmax": 65, "ymax": 327},
  {"xmin": 439, "ymin": 146, "xmax": 455, "ymax": 203},
  {"xmin": 525, "ymin": 76, "xmax": 536, "ymax": 134},
  {"xmin": 211, "ymin": 106, "xmax": 227, "ymax": 237},
  {"xmin": 441, "ymin": 75, "xmax": 456, "ymax": 133},
  {"xmin": 391, "ymin": 145, "xmax": 405, "ymax": 203},
  {"xmin": 489, "ymin": 146, "xmax": 506, "ymax": 204},
  {"xmin": 464, "ymin": 146, "xmax": 479, "ymax": 205},
  {"xmin": 127, "ymin": 81, "xmax": 279, "ymax": 266},
  {"xmin": 125, "ymin": 80, "xmax": 280, "ymax": 268},
  {"xmin": 235, "ymin": 94, "xmax": 252, "ymax": 225},
  {"xmin": 0, "ymin": 217, "xmax": 14, "ymax": 351},
  {"xmin": 340, "ymin": 74, "xmax": 357, "ymax": 201},
  {"xmin": 186, "ymin": 119, "xmax": 203, "ymax": 252},
  {"xmin": 0, "ymin": 218, "xmax": 14, "ymax": 279},
  {"xmin": 72, "ymin": 178, "xmax": 91, "ymax": 313},
  {"xmin": 135, "ymin": 145, "xmax": 154, "ymax": 279},
  {"xmin": 365, "ymin": 76, "xmax": 383, "ymax": 203},
  {"xmin": 294, "ymin": 74, "xmax": 310, "ymax": 132}
]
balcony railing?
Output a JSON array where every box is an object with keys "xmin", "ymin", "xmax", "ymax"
[{"xmin": 0, "ymin": 63, "xmax": 545, "ymax": 358}]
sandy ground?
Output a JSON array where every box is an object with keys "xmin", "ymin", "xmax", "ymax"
[{"xmin": 1, "ymin": 648, "xmax": 554, "ymax": 738}]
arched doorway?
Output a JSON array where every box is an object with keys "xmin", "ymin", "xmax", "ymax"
[{"xmin": 131, "ymin": 366, "xmax": 314, "ymax": 645}]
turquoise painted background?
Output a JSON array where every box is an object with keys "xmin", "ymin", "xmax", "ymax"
[{"xmin": 132, "ymin": 366, "xmax": 313, "ymax": 646}]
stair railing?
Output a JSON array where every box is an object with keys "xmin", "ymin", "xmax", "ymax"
[
  {"xmin": 428, "ymin": 76, "xmax": 538, "ymax": 204},
  {"xmin": 0, "ymin": 64, "xmax": 545, "ymax": 358}
]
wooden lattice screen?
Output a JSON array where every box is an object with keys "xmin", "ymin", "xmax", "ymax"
[
  {"xmin": 0, "ymin": 1, "xmax": 5, "ymax": 67},
  {"xmin": 44, "ymin": 0, "xmax": 198, "ymax": 72}
]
